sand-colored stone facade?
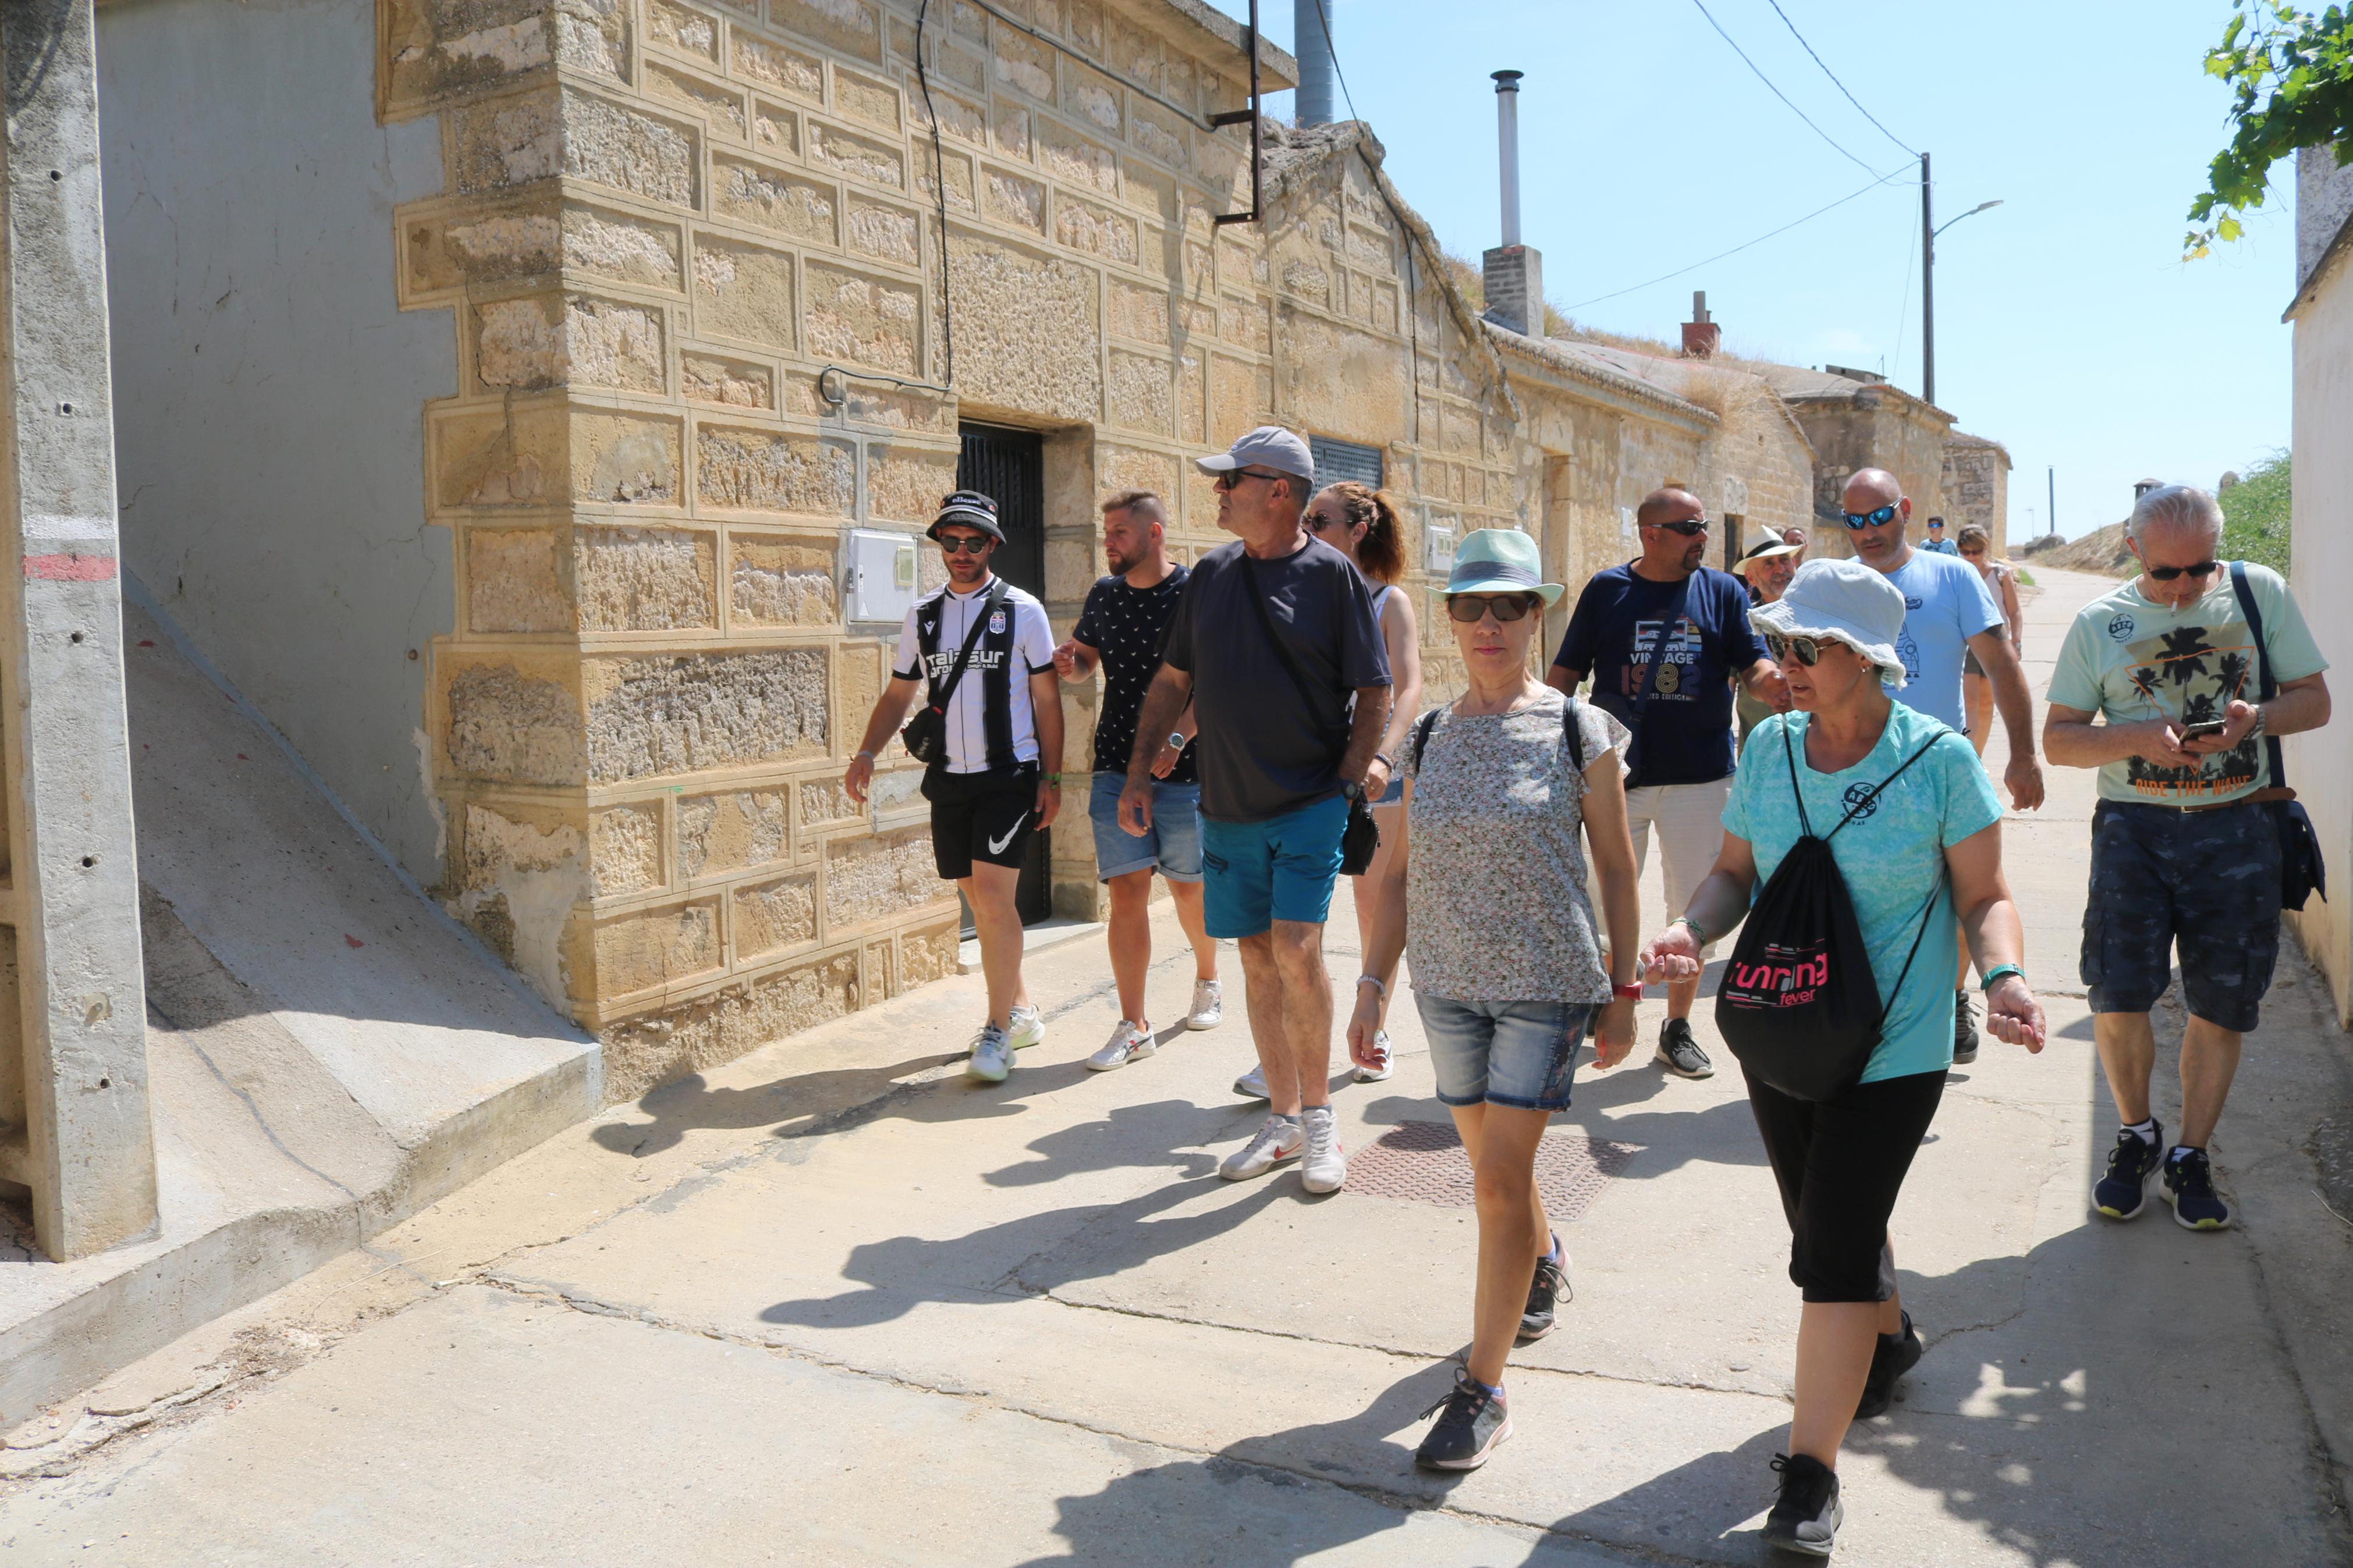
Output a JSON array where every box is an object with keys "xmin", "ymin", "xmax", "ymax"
[{"xmin": 377, "ymin": 0, "xmax": 1825, "ymax": 1100}]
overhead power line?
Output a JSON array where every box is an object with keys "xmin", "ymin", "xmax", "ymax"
[
  {"xmin": 1561, "ymin": 165, "xmax": 1912, "ymax": 312},
  {"xmin": 1762, "ymin": 0, "xmax": 1917, "ymax": 157},
  {"xmin": 1688, "ymin": 0, "xmax": 1884, "ymax": 177}
]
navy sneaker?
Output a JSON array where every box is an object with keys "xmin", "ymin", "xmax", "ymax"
[
  {"xmin": 1518, "ymin": 1235, "xmax": 1568, "ymax": 1343},
  {"xmin": 1762, "ymin": 1452, "xmax": 1842, "ymax": 1557},
  {"xmin": 2162, "ymin": 1146, "xmax": 2233, "ymax": 1231},
  {"xmin": 1856, "ymin": 1309, "xmax": 1922, "ymax": 1419},
  {"xmin": 2093, "ymin": 1122, "xmax": 2164, "ymax": 1220},
  {"xmin": 1951, "ymin": 990, "xmax": 1979, "ymax": 1065},
  {"xmin": 1414, "ymin": 1367, "xmax": 1512, "ymax": 1471}
]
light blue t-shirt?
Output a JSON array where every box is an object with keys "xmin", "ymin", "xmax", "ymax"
[
  {"xmin": 1722, "ymin": 704, "xmax": 2003, "ymax": 1082},
  {"xmin": 1922, "ymin": 538, "xmax": 1960, "ymax": 556},
  {"xmin": 1884, "ymin": 549, "xmax": 2003, "ymax": 731}
]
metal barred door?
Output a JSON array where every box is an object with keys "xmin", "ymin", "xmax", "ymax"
[{"xmin": 956, "ymin": 424, "xmax": 1051, "ymax": 926}]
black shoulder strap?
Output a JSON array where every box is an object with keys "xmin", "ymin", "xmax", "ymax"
[
  {"xmin": 1627, "ymin": 573, "xmax": 1694, "ymax": 739},
  {"xmin": 1409, "ymin": 707, "xmax": 1441, "ymax": 772},
  {"xmin": 1238, "ymin": 552, "xmax": 1345, "ymax": 749},
  {"xmin": 927, "ymin": 578, "xmax": 1006, "ymax": 713},
  {"xmin": 1563, "ymin": 694, "xmax": 1587, "ymax": 771},
  {"xmin": 1828, "ymin": 733, "xmax": 1949, "ymax": 841},
  {"xmin": 2228, "ymin": 561, "xmax": 2289, "ymax": 792}
]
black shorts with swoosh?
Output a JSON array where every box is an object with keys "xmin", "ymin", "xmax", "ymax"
[{"xmin": 922, "ymin": 764, "xmax": 1039, "ymax": 879}]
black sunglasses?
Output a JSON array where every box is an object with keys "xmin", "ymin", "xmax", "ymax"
[
  {"xmin": 1651, "ymin": 518, "xmax": 1709, "ymax": 537},
  {"xmin": 938, "ymin": 535, "xmax": 992, "ymax": 555},
  {"xmin": 1213, "ymin": 468, "xmax": 1285, "ymax": 492},
  {"xmin": 1446, "ymin": 593, "xmax": 1538, "ymax": 623},
  {"xmin": 1763, "ymin": 631, "xmax": 1827, "ymax": 666},
  {"xmin": 1842, "ymin": 504, "xmax": 1900, "ymax": 529},
  {"xmin": 2144, "ymin": 560, "xmax": 2219, "ymax": 582}
]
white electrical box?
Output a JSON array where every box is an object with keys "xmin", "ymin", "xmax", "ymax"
[
  {"xmin": 846, "ymin": 528, "xmax": 920, "ymax": 624},
  {"xmin": 1424, "ymin": 522, "xmax": 1456, "ymax": 574},
  {"xmin": 1619, "ymin": 505, "xmax": 1637, "ymax": 542}
]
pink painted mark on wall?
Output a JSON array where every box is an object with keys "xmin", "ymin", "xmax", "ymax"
[{"xmin": 25, "ymin": 552, "xmax": 118, "ymax": 581}]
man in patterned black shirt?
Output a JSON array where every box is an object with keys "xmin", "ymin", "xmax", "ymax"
[{"xmin": 1055, "ymin": 490, "xmax": 1223, "ymax": 1071}]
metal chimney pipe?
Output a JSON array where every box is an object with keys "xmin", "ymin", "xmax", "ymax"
[
  {"xmin": 1295, "ymin": 1, "xmax": 1336, "ymax": 127},
  {"xmin": 1493, "ymin": 70, "xmax": 1523, "ymax": 247}
]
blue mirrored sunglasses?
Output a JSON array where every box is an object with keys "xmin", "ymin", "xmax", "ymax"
[{"xmin": 1841, "ymin": 504, "xmax": 1900, "ymax": 530}]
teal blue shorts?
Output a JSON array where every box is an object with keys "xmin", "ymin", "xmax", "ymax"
[{"xmin": 1198, "ymin": 794, "xmax": 1348, "ymax": 938}]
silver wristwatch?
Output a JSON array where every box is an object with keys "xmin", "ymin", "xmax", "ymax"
[{"xmin": 1166, "ymin": 731, "xmax": 1187, "ymax": 750}]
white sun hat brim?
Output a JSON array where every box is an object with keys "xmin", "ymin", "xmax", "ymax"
[{"xmin": 1748, "ymin": 559, "xmax": 1909, "ymax": 689}]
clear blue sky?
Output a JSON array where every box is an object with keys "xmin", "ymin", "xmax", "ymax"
[{"xmin": 1201, "ymin": 0, "xmax": 2294, "ymax": 539}]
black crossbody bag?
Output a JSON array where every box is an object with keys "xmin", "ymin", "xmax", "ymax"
[
  {"xmin": 2227, "ymin": 561, "xmax": 2326, "ymax": 911},
  {"xmin": 1240, "ymin": 554, "xmax": 1379, "ymax": 875},
  {"xmin": 899, "ymin": 579, "xmax": 1007, "ymax": 769}
]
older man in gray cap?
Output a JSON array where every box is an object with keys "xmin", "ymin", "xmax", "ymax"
[{"xmin": 1126, "ymin": 425, "xmax": 1392, "ymax": 1196}]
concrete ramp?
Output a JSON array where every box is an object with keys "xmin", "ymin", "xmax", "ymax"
[{"xmin": 0, "ymin": 602, "xmax": 599, "ymax": 1424}]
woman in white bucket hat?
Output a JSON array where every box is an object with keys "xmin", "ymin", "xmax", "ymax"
[{"xmin": 1350, "ymin": 528, "xmax": 1643, "ymax": 1473}]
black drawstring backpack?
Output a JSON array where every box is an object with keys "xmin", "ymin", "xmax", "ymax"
[{"xmin": 1715, "ymin": 720, "xmax": 1950, "ymax": 1103}]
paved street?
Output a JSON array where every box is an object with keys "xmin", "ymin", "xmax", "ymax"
[{"xmin": 3, "ymin": 568, "xmax": 2351, "ymax": 1566}]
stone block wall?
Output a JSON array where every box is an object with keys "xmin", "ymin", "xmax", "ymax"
[
  {"xmin": 377, "ymin": 0, "xmax": 1691, "ymax": 1099},
  {"xmin": 1940, "ymin": 438, "xmax": 2010, "ymax": 557}
]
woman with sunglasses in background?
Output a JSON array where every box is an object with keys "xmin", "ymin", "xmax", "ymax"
[
  {"xmin": 1954, "ymin": 524, "xmax": 2023, "ymax": 760},
  {"xmin": 1638, "ymin": 558, "xmax": 2045, "ymax": 1556},
  {"xmin": 1350, "ymin": 528, "xmax": 1642, "ymax": 1473}
]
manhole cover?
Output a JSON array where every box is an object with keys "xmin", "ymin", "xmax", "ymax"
[{"xmin": 1347, "ymin": 1120, "xmax": 1643, "ymax": 1221}]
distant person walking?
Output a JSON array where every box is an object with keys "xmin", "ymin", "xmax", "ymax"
[
  {"xmin": 2045, "ymin": 483, "xmax": 2331, "ymax": 1231},
  {"xmin": 1053, "ymin": 490, "xmax": 1222, "ymax": 1072},
  {"xmin": 845, "ymin": 492, "xmax": 1062, "ymax": 1085},
  {"xmin": 1736, "ymin": 529, "xmax": 1802, "ymax": 748},
  {"xmin": 1640, "ymin": 559, "xmax": 2045, "ymax": 1556},
  {"xmin": 1547, "ymin": 486, "xmax": 1784, "ymax": 1080},
  {"xmin": 1922, "ymin": 515, "xmax": 1960, "ymax": 556},
  {"xmin": 1955, "ymin": 523, "xmax": 2023, "ymax": 760},
  {"xmin": 1839, "ymin": 467, "xmax": 2045, "ymax": 1064},
  {"xmin": 1125, "ymin": 427, "xmax": 1392, "ymax": 1194},
  {"xmin": 1350, "ymin": 529, "xmax": 1642, "ymax": 1472}
]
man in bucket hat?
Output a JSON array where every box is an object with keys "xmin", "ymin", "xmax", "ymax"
[
  {"xmin": 844, "ymin": 490, "xmax": 1063, "ymax": 1085},
  {"xmin": 1548, "ymin": 486, "xmax": 1785, "ymax": 1081},
  {"xmin": 1125, "ymin": 426, "xmax": 1392, "ymax": 1194}
]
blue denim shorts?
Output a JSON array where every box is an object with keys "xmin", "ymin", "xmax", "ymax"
[
  {"xmin": 1089, "ymin": 774, "xmax": 1204, "ymax": 883},
  {"xmin": 1198, "ymin": 794, "xmax": 1347, "ymax": 938},
  {"xmin": 1415, "ymin": 994, "xmax": 1591, "ymax": 1111}
]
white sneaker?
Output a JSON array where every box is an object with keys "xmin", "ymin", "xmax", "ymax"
[
  {"xmin": 1353, "ymin": 1029, "xmax": 1393, "ymax": 1083},
  {"xmin": 1301, "ymin": 1105, "xmax": 1347, "ymax": 1193},
  {"xmin": 1187, "ymin": 979, "xmax": 1225, "ymax": 1030},
  {"xmin": 1219, "ymin": 1114, "xmax": 1303, "ymax": 1180},
  {"xmin": 966, "ymin": 1023, "xmax": 1014, "ymax": 1084},
  {"xmin": 1006, "ymin": 1004, "xmax": 1045, "ymax": 1050},
  {"xmin": 1234, "ymin": 1061, "xmax": 1269, "ymax": 1100},
  {"xmin": 1087, "ymin": 1020, "xmax": 1156, "ymax": 1072}
]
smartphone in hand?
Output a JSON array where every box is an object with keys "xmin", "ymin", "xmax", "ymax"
[{"xmin": 2180, "ymin": 719, "xmax": 2228, "ymax": 741}]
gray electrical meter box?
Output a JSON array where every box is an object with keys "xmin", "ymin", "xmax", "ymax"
[{"xmin": 846, "ymin": 529, "xmax": 920, "ymax": 624}]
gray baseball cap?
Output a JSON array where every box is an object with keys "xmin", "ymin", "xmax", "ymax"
[{"xmin": 1195, "ymin": 425, "xmax": 1315, "ymax": 485}]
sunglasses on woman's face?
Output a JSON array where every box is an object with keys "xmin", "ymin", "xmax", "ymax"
[
  {"xmin": 1763, "ymin": 631, "xmax": 1826, "ymax": 666},
  {"xmin": 1446, "ymin": 593, "xmax": 1538, "ymax": 624},
  {"xmin": 1841, "ymin": 504, "xmax": 1900, "ymax": 529},
  {"xmin": 2144, "ymin": 560, "xmax": 2219, "ymax": 582}
]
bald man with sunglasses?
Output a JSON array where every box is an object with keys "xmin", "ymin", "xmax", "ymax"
[{"xmin": 1546, "ymin": 486, "xmax": 1785, "ymax": 1079}]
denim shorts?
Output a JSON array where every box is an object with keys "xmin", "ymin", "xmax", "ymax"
[
  {"xmin": 1415, "ymin": 994, "xmax": 1591, "ymax": 1111},
  {"xmin": 1199, "ymin": 794, "xmax": 1347, "ymax": 938},
  {"xmin": 1089, "ymin": 774, "xmax": 1204, "ymax": 883},
  {"xmin": 2082, "ymin": 798, "xmax": 2281, "ymax": 1032}
]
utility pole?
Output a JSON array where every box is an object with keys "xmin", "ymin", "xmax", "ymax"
[
  {"xmin": 1920, "ymin": 151, "xmax": 1935, "ymax": 408},
  {"xmin": 2048, "ymin": 465, "xmax": 2056, "ymax": 540}
]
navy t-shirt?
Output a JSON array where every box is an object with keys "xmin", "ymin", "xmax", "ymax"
[
  {"xmin": 1553, "ymin": 564, "xmax": 1763, "ymax": 786},
  {"xmin": 1073, "ymin": 566, "xmax": 1195, "ymax": 783}
]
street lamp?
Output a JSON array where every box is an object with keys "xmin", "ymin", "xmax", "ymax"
[{"xmin": 1919, "ymin": 148, "xmax": 2002, "ymax": 408}]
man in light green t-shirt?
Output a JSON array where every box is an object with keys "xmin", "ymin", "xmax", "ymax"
[{"xmin": 2045, "ymin": 485, "xmax": 2332, "ymax": 1235}]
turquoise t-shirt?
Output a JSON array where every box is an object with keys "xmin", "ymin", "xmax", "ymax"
[{"xmin": 1722, "ymin": 704, "xmax": 2004, "ymax": 1082}]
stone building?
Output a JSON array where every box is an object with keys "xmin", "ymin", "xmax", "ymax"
[
  {"xmin": 1940, "ymin": 431, "xmax": 2011, "ymax": 552},
  {"xmin": 2286, "ymin": 141, "xmax": 2353, "ymax": 1025}
]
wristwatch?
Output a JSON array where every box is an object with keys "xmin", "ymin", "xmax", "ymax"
[
  {"xmin": 2247, "ymin": 704, "xmax": 2268, "ymax": 741},
  {"xmin": 1340, "ymin": 778, "xmax": 1367, "ymax": 805},
  {"xmin": 1166, "ymin": 731, "xmax": 1187, "ymax": 750}
]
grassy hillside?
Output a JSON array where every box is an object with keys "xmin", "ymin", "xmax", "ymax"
[{"xmin": 2220, "ymin": 451, "xmax": 2290, "ymax": 575}]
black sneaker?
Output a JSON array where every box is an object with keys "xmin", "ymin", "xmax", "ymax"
[
  {"xmin": 2161, "ymin": 1146, "xmax": 2233, "ymax": 1231},
  {"xmin": 1951, "ymin": 991, "xmax": 1978, "ymax": 1065},
  {"xmin": 2093, "ymin": 1121, "xmax": 2164, "ymax": 1220},
  {"xmin": 1655, "ymin": 1018, "xmax": 1714, "ymax": 1079},
  {"xmin": 1855, "ymin": 1309, "xmax": 1922, "ymax": 1419},
  {"xmin": 1413, "ymin": 1367, "xmax": 1513, "ymax": 1471},
  {"xmin": 1762, "ymin": 1452, "xmax": 1843, "ymax": 1557},
  {"xmin": 1518, "ymin": 1235, "xmax": 1569, "ymax": 1343}
]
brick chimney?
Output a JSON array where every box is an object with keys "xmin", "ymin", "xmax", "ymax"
[{"xmin": 1681, "ymin": 290, "xmax": 1720, "ymax": 358}]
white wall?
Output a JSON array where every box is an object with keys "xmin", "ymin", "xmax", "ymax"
[
  {"xmin": 2287, "ymin": 245, "xmax": 2353, "ymax": 1025},
  {"xmin": 97, "ymin": 0, "xmax": 457, "ymax": 882}
]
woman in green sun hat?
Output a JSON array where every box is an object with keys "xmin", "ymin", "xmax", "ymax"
[{"xmin": 1350, "ymin": 527, "xmax": 1643, "ymax": 1473}]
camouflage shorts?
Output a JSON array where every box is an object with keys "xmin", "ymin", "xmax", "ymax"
[{"xmin": 2083, "ymin": 799, "xmax": 2280, "ymax": 1033}]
